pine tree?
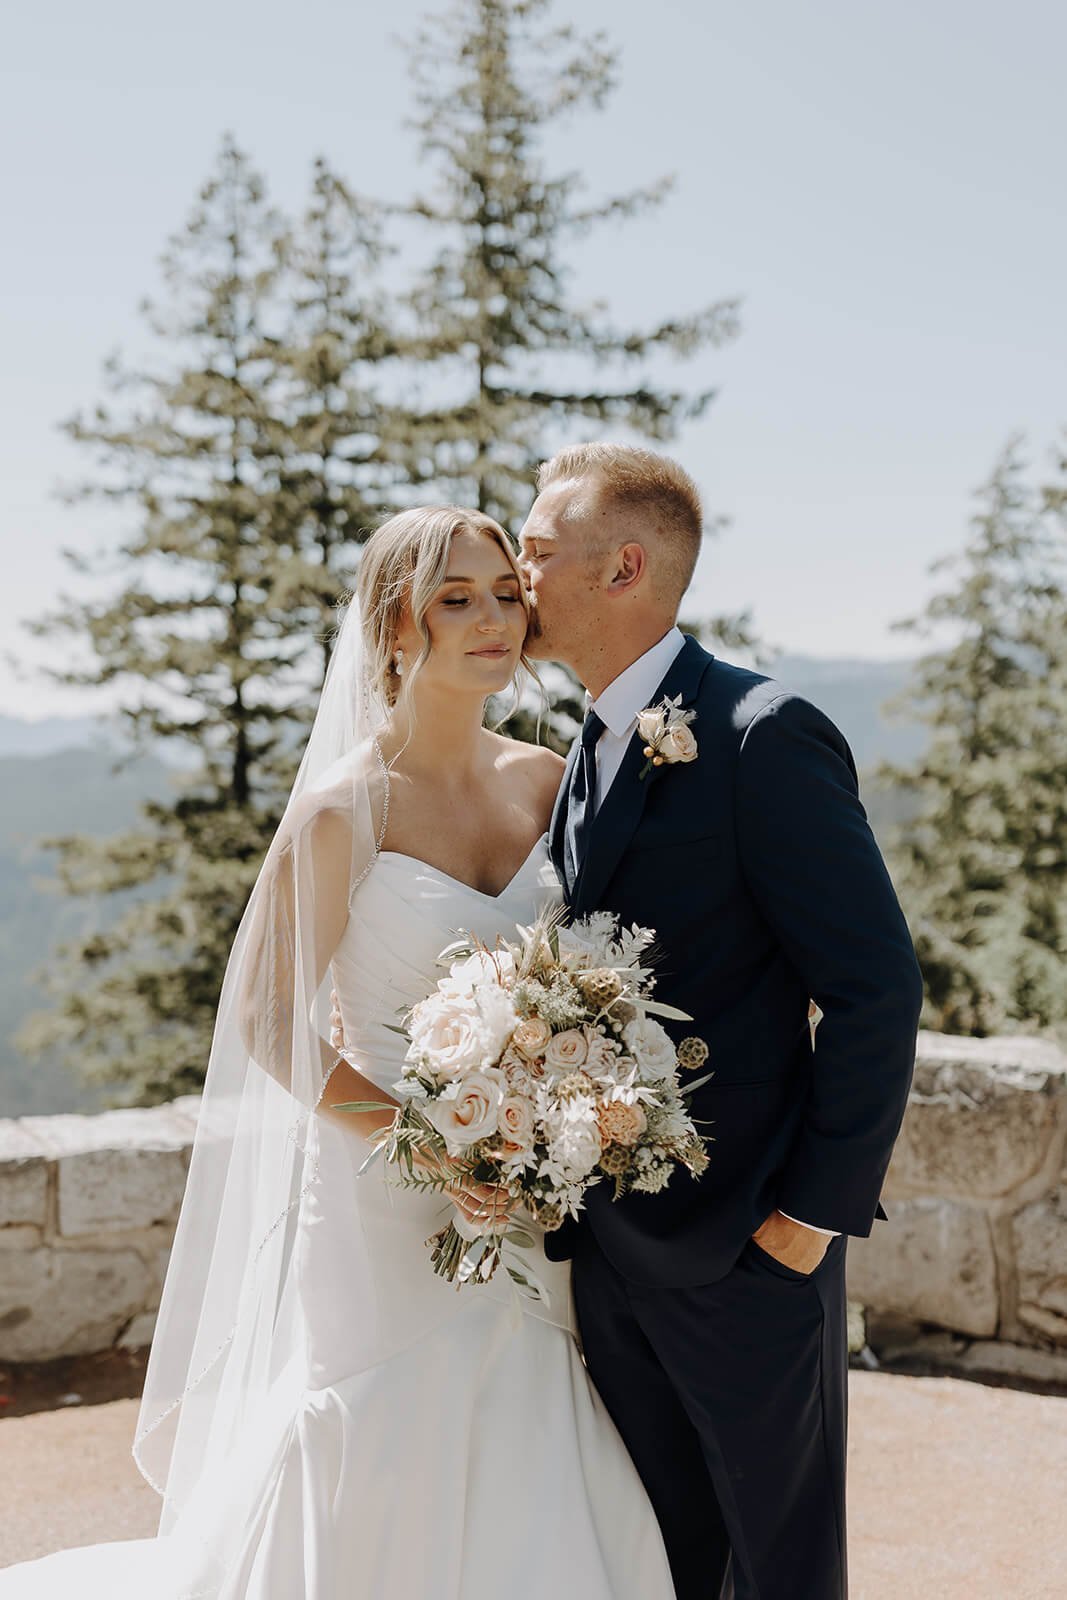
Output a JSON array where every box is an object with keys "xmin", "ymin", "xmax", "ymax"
[
  {"xmin": 1004, "ymin": 439, "xmax": 1067, "ymax": 1023},
  {"xmin": 400, "ymin": 0, "xmax": 741, "ymax": 517},
  {"xmin": 398, "ymin": 0, "xmax": 752, "ymax": 744},
  {"xmin": 268, "ymin": 157, "xmax": 402, "ymax": 694},
  {"xmin": 18, "ymin": 138, "xmax": 395, "ymax": 1103},
  {"xmin": 881, "ymin": 437, "xmax": 1067, "ymax": 1034}
]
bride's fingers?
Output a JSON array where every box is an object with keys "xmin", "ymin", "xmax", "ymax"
[{"xmin": 451, "ymin": 1181, "xmax": 512, "ymax": 1225}]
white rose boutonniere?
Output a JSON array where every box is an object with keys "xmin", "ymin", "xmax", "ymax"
[{"xmin": 637, "ymin": 693, "xmax": 698, "ymax": 780}]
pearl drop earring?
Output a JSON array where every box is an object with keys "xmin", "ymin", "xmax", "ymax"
[{"xmin": 394, "ymin": 649, "xmax": 405, "ymax": 677}]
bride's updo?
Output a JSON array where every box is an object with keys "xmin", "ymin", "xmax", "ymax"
[{"xmin": 355, "ymin": 506, "xmax": 534, "ymax": 710}]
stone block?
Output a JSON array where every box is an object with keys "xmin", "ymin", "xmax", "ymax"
[
  {"xmin": 0, "ymin": 1247, "xmax": 152, "ymax": 1362},
  {"xmin": 885, "ymin": 1033, "xmax": 1067, "ymax": 1200},
  {"xmin": 19, "ymin": 1106, "xmax": 196, "ymax": 1157},
  {"xmin": 20, "ymin": 1109, "xmax": 193, "ymax": 1236},
  {"xmin": 0, "ymin": 1121, "xmax": 51, "ymax": 1227},
  {"xmin": 169, "ymin": 1094, "xmax": 203, "ymax": 1125},
  {"xmin": 1013, "ymin": 1187, "xmax": 1067, "ymax": 1346},
  {"xmin": 957, "ymin": 1338, "xmax": 1067, "ymax": 1391},
  {"xmin": 59, "ymin": 1148, "xmax": 189, "ymax": 1237},
  {"xmin": 846, "ymin": 1197, "xmax": 998, "ymax": 1337},
  {"xmin": 118, "ymin": 1309, "xmax": 158, "ymax": 1349},
  {"xmin": 0, "ymin": 1225, "xmax": 42, "ymax": 1249}
]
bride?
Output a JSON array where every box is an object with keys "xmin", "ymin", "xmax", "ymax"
[{"xmin": 0, "ymin": 507, "xmax": 676, "ymax": 1599}]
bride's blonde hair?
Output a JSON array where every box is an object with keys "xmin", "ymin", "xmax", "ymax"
[{"xmin": 354, "ymin": 506, "xmax": 538, "ymax": 720}]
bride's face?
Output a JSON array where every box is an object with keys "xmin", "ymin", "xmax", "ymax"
[{"xmin": 393, "ymin": 528, "xmax": 528, "ymax": 696}]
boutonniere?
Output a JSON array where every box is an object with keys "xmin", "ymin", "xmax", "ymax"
[{"xmin": 637, "ymin": 694, "xmax": 698, "ymax": 780}]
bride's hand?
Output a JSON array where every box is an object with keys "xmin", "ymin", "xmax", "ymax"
[
  {"xmin": 449, "ymin": 1179, "xmax": 513, "ymax": 1231},
  {"xmin": 409, "ymin": 1147, "xmax": 511, "ymax": 1230}
]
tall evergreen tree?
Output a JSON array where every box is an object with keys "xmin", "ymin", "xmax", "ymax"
[
  {"xmin": 19, "ymin": 138, "xmax": 396, "ymax": 1103},
  {"xmin": 880, "ymin": 437, "xmax": 1067, "ymax": 1034},
  {"xmin": 398, "ymin": 0, "xmax": 739, "ymax": 516},
  {"xmin": 398, "ymin": 0, "xmax": 752, "ymax": 744},
  {"xmin": 268, "ymin": 157, "xmax": 401, "ymax": 691}
]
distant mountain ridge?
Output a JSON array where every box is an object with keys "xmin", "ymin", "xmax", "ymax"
[
  {"xmin": 1, "ymin": 653, "xmax": 925, "ymax": 767},
  {"xmin": 0, "ymin": 711, "xmax": 105, "ymax": 756},
  {"xmin": 0, "ymin": 656, "xmax": 926, "ymax": 1117},
  {"xmin": 765, "ymin": 654, "xmax": 924, "ymax": 770}
]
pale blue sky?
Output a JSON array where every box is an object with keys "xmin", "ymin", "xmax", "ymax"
[{"xmin": 2, "ymin": 0, "xmax": 1063, "ymax": 717}]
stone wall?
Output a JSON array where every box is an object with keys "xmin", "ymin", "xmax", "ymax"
[
  {"xmin": 847, "ymin": 1030, "xmax": 1067, "ymax": 1360},
  {"xmin": 2, "ymin": 1033, "xmax": 1067, "ymax": 1366},
  {"xmin": 0, "ymin": 1096, "xmax": 202, "ymax": 1361}
]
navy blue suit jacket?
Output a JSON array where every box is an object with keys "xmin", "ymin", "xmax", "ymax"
[{"xmin": 545, "ymin": 635, "xmax": 924, "ymax": 1286}]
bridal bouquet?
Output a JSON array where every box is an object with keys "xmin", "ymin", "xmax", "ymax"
[{"xmin": 339, "ymin": 909, "xmax": 711, "ymax": 1294}]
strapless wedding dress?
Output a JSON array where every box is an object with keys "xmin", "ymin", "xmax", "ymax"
[{"xmin": 0, "ymin": 834, "xmax": 676, "ymax": 1599}]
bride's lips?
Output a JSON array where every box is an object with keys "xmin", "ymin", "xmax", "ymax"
[{"xmin": 467, "ymin": 644, "xmax": 512, "ymax": 658}]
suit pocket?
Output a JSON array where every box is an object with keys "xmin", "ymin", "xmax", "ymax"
[
  {"xmin": 745, "ymin": 1237, "xmax": 815, "ymax": 1283},
  {"xmin": 625, "ymin": 829, "xmax": 722, "ymax": 854}
]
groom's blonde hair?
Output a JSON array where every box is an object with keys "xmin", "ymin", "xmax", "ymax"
[{"xmin": 536, "ymin": 443, "xmax": 703, "ymax": 604}]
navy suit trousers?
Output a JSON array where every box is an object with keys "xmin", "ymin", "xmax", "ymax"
[{"xmin": 572, "ymin": 1225, "xmax": 850, "ymax": 1600}]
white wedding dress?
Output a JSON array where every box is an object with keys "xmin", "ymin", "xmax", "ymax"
[{"xmin": 0, "ymin": 834, "xmax": 676, "ymax": 1599}]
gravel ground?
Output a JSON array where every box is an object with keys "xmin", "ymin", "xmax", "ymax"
[{"xmin": 1, "ymin": 1371, "xmax": 1063, "ymax": 1596}]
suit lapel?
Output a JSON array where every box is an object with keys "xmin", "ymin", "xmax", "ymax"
[{"xmin": 573, "ymin": 634, "xmax": 713, "ymax": 915}]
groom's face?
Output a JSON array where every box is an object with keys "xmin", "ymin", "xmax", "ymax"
[{"xmin": 517, "ymin": 479, "xmax": 604, "ymax": 665}]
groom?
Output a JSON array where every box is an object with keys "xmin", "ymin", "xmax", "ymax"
[{"xmin": 518, "ymin": 443, "xmax": 923, "ymax": 1600}]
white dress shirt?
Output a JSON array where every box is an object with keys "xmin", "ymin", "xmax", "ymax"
[
  {"xmin": 587, "ymin": 627, "xmax": 687, "ymax": 813},
  {"xmin": 584, "ymin": 629, "xmax": 838, "ymax": 1241}
]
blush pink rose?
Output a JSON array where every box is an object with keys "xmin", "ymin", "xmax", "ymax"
[
  {"xmin": 512, "ymin": 1015, "xmax": 552, "ymax": 1062},
  {"xmin": 544, "ymin": 1028, "xmax": 589, "ymax": 1072},
  {"xmin": 498, "ymin": 1094, "xmax": 536, "ymax": 1152}
]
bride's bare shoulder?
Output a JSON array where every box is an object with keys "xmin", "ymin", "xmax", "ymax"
[
  {"xmin": 276, "ymin": 740, "xmax": 387, "ymax": 847},
  {"xmin": 487, "ymin": 730, "xmax": 565, "ymax": 806}
]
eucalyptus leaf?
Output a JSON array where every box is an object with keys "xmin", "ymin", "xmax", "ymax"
[
  {"xmin": 356, "ymin": 1143, "xmax": 386, "ymax": 1178},
  {"xmin": 680, "ymin": 1072, "xmax": 715, "ymax": 1095},
  {"xmin": 457, "ymin": 1238, "xmax": 490, "ymax": 1283},
  {"xmin": 504, "ymin": 1229, "xmax": 535, "ymax": 1249},
  {"xmin": 437, "ymin": 939, "xmax": 474, "ymax": 964},
  {"xmin": 640, "ymin": 999, "xmax": 694, "ymax": 1021},
  {"xmin": 332, "ymin": 1100, "xmax": 397, "ymax": 1113}
]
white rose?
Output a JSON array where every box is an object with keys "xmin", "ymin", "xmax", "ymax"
[
  {"xmin": 544, "ymin": 1028, "xmax": 589, "ymax": 1073},
  {"xmin": 582, "ymin": 1026, "xmax": 621, "ymax": 1073},
  {"xmin": 498, "ymin": 1094, "xmax": 536, "ymax": 1152},
  {"xmin": 442, "ymin": 948, "xmax": 516, "ymax": 995},
  {"xmin": 550, "ymin": 1121, "xmax": 602, "ymax": 1180},
  {"xmin": 637, "ymin": 707, "xmax": 667, "ymax": 745},
  {"xmin": 471, "ymin": 982, "xmax": 521, "ymax": 1063},
  {"xmin": 623, "ymin": 1015, "xmax": 677, "ymax": 1083},
  {"xmin": 425, "ymin": 1069, "xmax": 503, "ymax": 1151},
  {"xmin": 663, "ymin": 723, "xmax": 698, "ymax": 763},
  {"xmin": 408, "ymin": 993, "xmax": 493, "ymax": 1080}
]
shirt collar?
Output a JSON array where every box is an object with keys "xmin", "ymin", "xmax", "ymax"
[{"xmin": 587, "ymin": 626, "xmax": 687, "ymax": 739}]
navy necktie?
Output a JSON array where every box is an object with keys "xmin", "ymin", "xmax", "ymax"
[{"xmin": 565, "ymin": 707, "xmax": 605, "ymax": 889}]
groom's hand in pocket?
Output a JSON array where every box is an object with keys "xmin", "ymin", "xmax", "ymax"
[{"xmin": 751, "ymin": 1210, "xmax": 830, "ymax": 1274}]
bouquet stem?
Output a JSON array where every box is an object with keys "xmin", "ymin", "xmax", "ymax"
[{"xmin": 427, "ymin": 1214, "xmax": 505, "ymax": 1286}]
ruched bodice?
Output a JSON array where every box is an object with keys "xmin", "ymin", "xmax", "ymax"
[{"xmin": 330, "ymin": 831, "xmax": 562, "ymax": 1095}]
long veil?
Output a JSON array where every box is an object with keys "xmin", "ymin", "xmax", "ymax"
[
  {"xmin": 132, "ymin": 588, "xmax": 385, "ymax": 1527},
  {"xmin": 131, "ymin": 582, "xmax": 572, "ymax": 1579}
]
